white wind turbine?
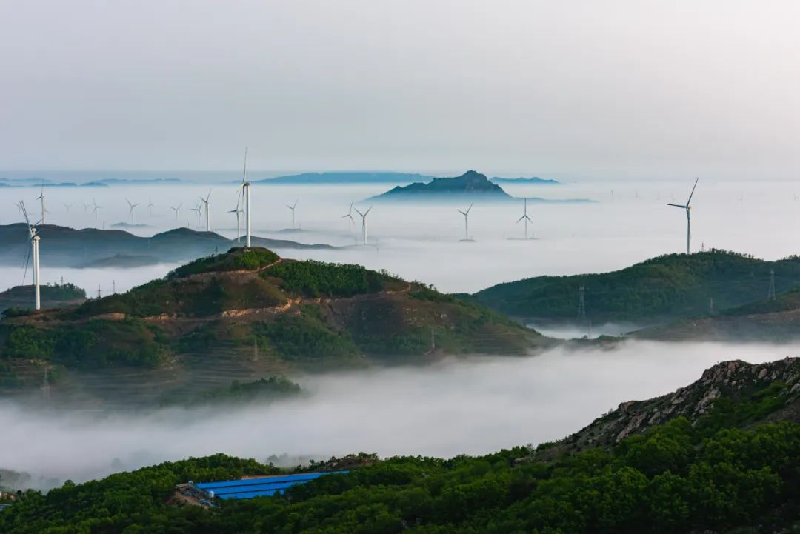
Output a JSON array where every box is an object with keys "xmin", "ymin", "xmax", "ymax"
[
  {"xmin": 190, "ymin": 205, "xmax": 202, "ymax": 227},
  {"xmin": 147, "ymin": 198, "xmax": 155, "ymax": 216},
  {"xmin": 341, "ymin": 202, "xmax": 355, "ymax": 224},
  {"xmin": 82, "ymin": 202, "xmax": 91, "ymax": 213},
  {"xmin": 516, "ymin": 198, "xmax": 533, "ymax": 239},
  {"xmin": 92, "ymin": 198, "xmax": 102, "ymax": 221},
  {"xmin": 18, "ymin": 201, "xmax": 41, "ymax": 310},
  {"xmin": 354, "ymin": 206, "xmax": 372, "ymax": 245},
  {"xmin": 238, "ymin": 146, "xmax": 252, "ymax": 248},
  {"xmin": 37, "ymin": 185, "xmax": 48, "ymax": 224},
  {"xmin": 458, "ymin": 203, "xmax": 474, "ymax": 242},
  {"xmin": 126, "ymin": 198, "xmax": 139, "ymax": 224},
  {"xmin": 228, "ymin": 191, "xmax": 244, "ymax": 242},
  {"xmin": 667, "ymin": 177, "xmax": 699, "ymax": 254},
  {"xmin": 285, "ymin": 199, "xmax": 299, "ymax": 230},
  {"xmin": 63, "ymin": 203, "xmax": 73, "ymax": 213},
  {"xmin": 199, "ymin": 190, "xmax": 212, "ymax": 232},
  {"xmin": 171, "ymin": 204, "xmax": 182, "ymax": 219}
]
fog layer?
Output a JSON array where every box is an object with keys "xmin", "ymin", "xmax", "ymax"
[{"xmin": 0, "ymin": 341, "xmax": 792, "ymax": 488}]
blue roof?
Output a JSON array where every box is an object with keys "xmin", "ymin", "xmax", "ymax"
[{"xmin": 194, "ymin": 471, "xmax": 348, "ymax": 500}]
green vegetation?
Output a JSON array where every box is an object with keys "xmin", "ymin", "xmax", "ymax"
[
  {"xmin": 264, "ymin": 260, "xmax": 397, "ymax": 297},
  {"xmin": 168, "ymin": 376, "xmax": 302, "ymax": 406},
  {"xmin": 473, "ymin": 250, "xmax": 800, "ymax": 321},
  {"xmin": 0, "ymin": 319, "xmax": 164, "ymax": 368},
  {"xmin": 376, "ymin": 170, "xmax": 509, "ymax": 198},
  {"xmin": 250, "ymin": 305, "xmax": 362, "ymax": 364},
  {"xmin": 0, "ymin": 283, "xmax": 85, "ymax": 301},
  {"xmin": 168, "ymin": 247, "xmax": 280, "ymax": 279},
  {"xmin": 1, "ymin": 394, "xmax": 798, "ymax": 533}
]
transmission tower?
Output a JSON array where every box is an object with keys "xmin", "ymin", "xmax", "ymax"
[
  {"xmin": 578, "ymin": 285, "xmax": 586, "ymax": 321},
  {"xmin": 768, "ymin": 269, "xmax": 776, "ymax": 301}
]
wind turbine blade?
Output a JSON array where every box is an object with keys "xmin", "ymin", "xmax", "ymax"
[
  {"xmin": 22, "ymin": 247, "xmax": 31, "ymax": 285},
  {"xmin": 667, "ymin": 203, "xmax": 687, "ymax": 209},
  {"xmin": 686, "ymin": 177, "xmax": 699, "ymax": 206}
]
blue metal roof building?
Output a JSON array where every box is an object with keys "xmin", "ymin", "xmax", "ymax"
[{"xmin": 193, "ymin": 472, "xmax": 347, "ymax": 500}]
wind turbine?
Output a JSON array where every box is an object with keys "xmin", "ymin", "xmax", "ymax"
[
  {"xmin": 37, "ymin": 185, "xmax": 48, "ymax": 224},
  {"xmin": 63, "ymin": 203, "xmax": 73, "ymax": 213},
  {"xmin": 92, "ymin": 198, "xmax": 102, "ymax": 221},
  {"xmin": 516, "ymin": 198, "xmax": 533, "ymax": 239},
  {"xmin": 458, "ymin": 203, "xmax": 474, "ymax": 241},
  {"xmin": 228, "ymin": 191, "xmax": 244, "ymax": 242},
  {"xmin": 190, "ymin": 204, "xmax": 202, "ymax": 226},
  {"xmin": 667, "ymin": 177, "xmax": 699, "ymax": 254},
  {"xmin": 171, "ymin": 204, "xmax": 182, "ymax": 219},
  {"xmin": 125, "ymin": 198, "xmax": 139, "ymax": 224},
  {"xmin": 147, "ymin": 198, "xmax": 155, "ymax": 216},
  {"xmin": 354, "ymin": 206, "xmax": 372, "ymax": 245},
  {"xmin": 285, "ymin": 199, "xmax": 299, "ymax": 229},
  {"xmin": 238, "ymin": 146, "xmax": 252, "ymax": 248},
  {"xmin": 199, "ymin": 190, "xmax": 212, "ymax": 232},
  {"xmin": 82, "ymin": 202, "xmax": 90, "ymax": 213},
  {"xmin": 18, "ymin": 201, "xmax": 41, "ymax": 310},
  {"xmin": 341, "ymin": 202, "xmax": 355, "ymax": 223}
]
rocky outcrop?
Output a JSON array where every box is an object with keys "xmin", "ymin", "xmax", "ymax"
[{"xmin": 539, "ymin": 357, "xmax": 800, "ymax": 459}]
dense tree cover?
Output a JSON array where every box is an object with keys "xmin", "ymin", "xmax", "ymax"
[
  {"xmin": 0, "ymin": 319, "xmax": 164, "ymax": 368},
  {"xmin": 0, "ymin": 283, "xmax": 85, "ymax": 301},
  {"xmin": 264, "ymin": 260, "xmax": 398, "ymax": 298},
  {"xmin": 168, "ymin": 248, "xmax": 280, "ymax": 279},
  {"xmin": 377, "ymin": 170, "xmax": 508, "ymax": 197},
  {"xmin": 1, "ymin": 417, "xmax": 798, "ymax": 534},
  {"xmin": 473, "ymin": 250, "xmax": 800, "ymax": 321},
  {"xmin": 160, "ymin": 376, "xmax": 302, "ymax": 406}
]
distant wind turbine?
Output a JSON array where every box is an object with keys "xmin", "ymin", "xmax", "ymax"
[
  {"xmin": 37, "ymin": 185, "xmax": 48, "ymax": 224},
  {"xmin": 190, "ymin": 204, "xmax": 202, "ymax": 226},
  {"xmin": 126, "ymin": 198, "xmax": 139, "ymax": 224},
  {"xmin": 516, "ymin": 198, "xmax": 533, "ymax": 240},
  {"xmin": 354, "ymin": 206, "xmax": 372, "ymax": 246},
  {"xmin": 286, "ymin": 199, "xmax": 299, "ymax": 229},
  {"xmin": 199, "ymin": 190, "xmax": 212, "ymax": 232},
  {"xmin": 171, "ymin": 204, "xmax": 182, "ymax": 219},
  {"xmin": 63, "ymin": 203, "xmax": 72, "ymax": 213},
  {"xmin": 667, "ymin": 177, "xmax": 699, "ymax": 254},
  {"xmin": 82, "ymin": 202, "xmax": 90, "ymax": 213},
  {"xmin": 457, "ymin": 203, "xmax": 474, "ymax": 242},
  {"xmin": 92, "ymin": 198, "xmax": 102, "ymax": 221},
  {"xmin": 228, "ymin": 192, "xmax": 244, "ymax": 242},
  {"xmin": 147, "ymin": 198, "xmax": 155, "ymax": 216}
]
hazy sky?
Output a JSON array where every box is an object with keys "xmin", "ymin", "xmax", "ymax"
[{"xmin": 1, "ymin": 1, "xmax": 799, "ymax": 177}]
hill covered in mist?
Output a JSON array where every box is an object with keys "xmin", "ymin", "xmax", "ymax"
[
  {"xmin": 0, "ymin": 224, "xmax": 335, "ymax": 268},
  {"xmin": 1, "ymin": 357, "xmax": 798, "ymax": 533},
  {"xmin": 0, "ymin": 247, "xmax": 540, "ymax": 406},
  {"xmin": 473, "ymin": 250, "xmax": 800, "ymax": 324}
]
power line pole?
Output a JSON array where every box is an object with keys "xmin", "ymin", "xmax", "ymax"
[
  {"xmin": 768, "ymin": 269, "xmax": 776, "ymax": 301},
  {"xmin": 578, "ymin": 285, "xmax": 586, "ymax": 322},
  {"xmin": 97, "ymin": 284, "xmax": 101, "ymax": 299}
]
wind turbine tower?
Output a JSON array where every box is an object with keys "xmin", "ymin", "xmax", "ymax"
[
  {"xmin": 240, "ymin": 146, "xmax": 252, "ymax": 248},
  {"xmin": 199, "ymin": 191, "xmax": 212, "ymax": 231},
  {"xmin": 458, "ymin": 203, "xmax": 474, "ymax": 241},
  {"xmin": 516, "ymin": 198, "xmax": 533, "ymax": 239},
  {"xmin": 667, "ymin": 177, "xmax": 699, "ymax": 254},
  {"xmin": 18, "ymin": 201, "xmax": 41, "ymax": 310},
  {"xmin": 354, "ymin": 206, "xmax": 372, "ymax": 245}
]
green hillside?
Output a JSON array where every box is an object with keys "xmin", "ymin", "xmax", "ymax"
[
  {"xmin": 0, "ymin": 248, "xmax": 539, "ymax": 404},
  {"xmin": 473, "ymin": 250, "xmax": 800, "ymax": 322},
  {"xmin": 2, "ymin": 358, "xmax": 798, "ymax": 534}
]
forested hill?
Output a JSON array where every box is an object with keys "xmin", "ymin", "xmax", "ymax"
[
  {"xmin": 371, "ymin": 170, "xmax": 510, "ymax": 200},
  {"xmin": 0, "ymin": 247, "xmax": 539, "ymax": 405},
  {"xmin": 2, "ymin": 358, "xmax": 799, "ymax": 533},
  {"xmin": 472, "ymin": 250, "xmax": 800, "ymax": 322}
]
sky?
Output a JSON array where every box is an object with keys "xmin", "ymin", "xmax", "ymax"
[{"xmin": 1, "ymin": 1, "xmax": 799, "ymax": 178}]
